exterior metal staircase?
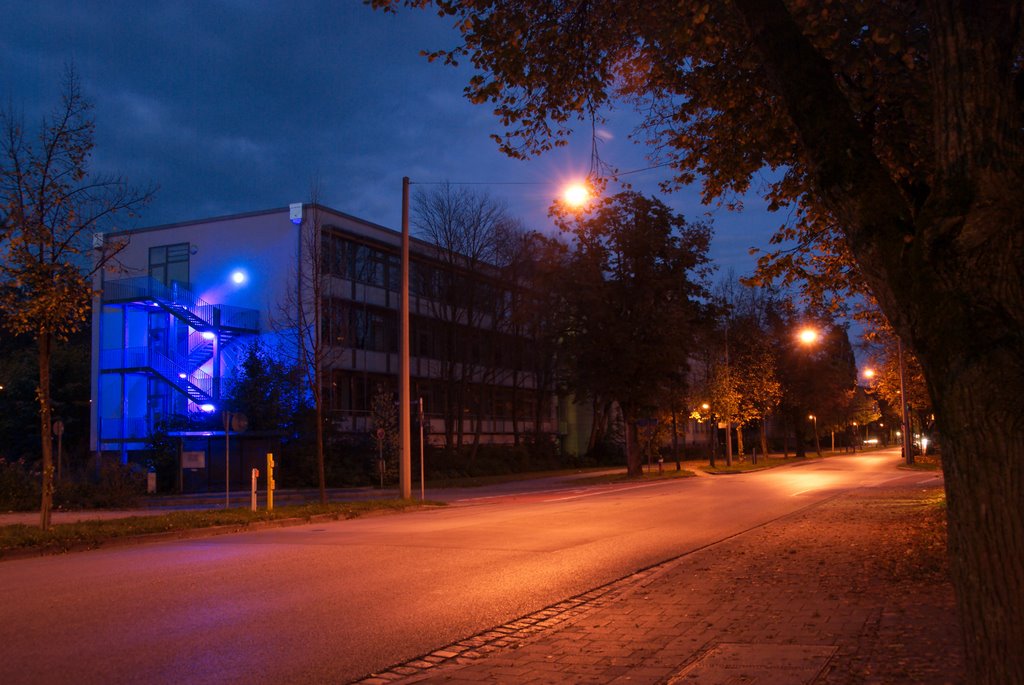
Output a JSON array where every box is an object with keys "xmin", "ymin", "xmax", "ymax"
[{"xmin": 101, "ymin": 276, "xmax": 259, "ymax": 406}]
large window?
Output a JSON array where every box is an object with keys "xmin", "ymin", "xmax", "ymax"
[
  {"xmin": 321, "ymin": 232, "xmax": 349, "ymax": 278},
  {"xmin": 322, "ymin": 231, "xmax": 405, "ymax": 292},
  {"xmin": 149, "ymin": 243, "xmax": 190, "ymax": 287},
  {"xmin": 323, "ymin": 298, "xmax": 398, "ymax": 353}
]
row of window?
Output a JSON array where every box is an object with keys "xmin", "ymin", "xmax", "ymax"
[
  {"xmin": 320, "ymin": 229, "xmax": 510, "ymax": 311},
  {"xmin": 325, "ymin": 371, "xmax": 544, "ymax": 419},
  {"xmin": 321, "ymin": 298, "xmax": 538, "ymax": 368}
]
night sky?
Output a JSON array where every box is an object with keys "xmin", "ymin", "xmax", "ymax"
[{"xmin": 1, "ymin": 0, "xmax": 780, "ymax": 276}]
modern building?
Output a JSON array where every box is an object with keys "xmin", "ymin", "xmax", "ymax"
[{"xmin": 90, "ymin": 204, "xmax": 560, "ymax": 488}]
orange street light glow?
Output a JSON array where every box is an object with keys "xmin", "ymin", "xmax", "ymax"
[
  {"xmin": 562, "ymin": 182, "xmax": 591, "ymax": 208},
  {"xmin": 798, "ymin": 327, "xmax": 819, "ymax": 345},
  {"xmin": 863, "ymin": 368, "xmax": 876, "ymax": 378}
]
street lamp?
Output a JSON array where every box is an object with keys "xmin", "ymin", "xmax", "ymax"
[
  {"xmin": 797, "ymin": 327, "xmax": 819, "ymax": 345},
  {"xmin": 561, "ymin": 180, "xmax": 592, "ymax": 209},
  {"xmin": 791, "ymin": 325, "xmax": 821, "ymax": 458},
  {"xmin": 808, "ymin": 414, "xmax": 822, "ymax": 457}
]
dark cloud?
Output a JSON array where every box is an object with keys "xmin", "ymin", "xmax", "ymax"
[{"xmin": 1, "ymin": 0, "xmax": 778, "ymax": 274}]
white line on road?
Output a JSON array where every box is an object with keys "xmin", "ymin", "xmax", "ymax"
[
  {"xmin": 544, "ymin": 481, "xmax": 666, "ymax": 502},
  {"xmin": 453, "ymin": 487, "xmax": 586, "ymax": 503}
]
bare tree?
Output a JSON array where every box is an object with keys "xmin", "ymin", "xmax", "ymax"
[
  {"xmin": 276, "ymin": 192, "xmax": 333, "ymax": 504},
  {"xmin": 412, "ymin": 183, "xmax": 518, "ymax": 458},
  {"xmin": 0, "ymin": 68, "xmax": 154, "ymax": 529}
]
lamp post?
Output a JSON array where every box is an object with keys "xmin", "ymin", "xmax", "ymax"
[
  {"xmin": 399, "ymin": 177, "xmax": 412, "ymax": 500},
  {"xmin": 795, "ymin": 325, "xmax": 821, "ymax": 458},
  {"xmin": 808, "ymin": 414, "xmax": 821, "ymax": 457}
]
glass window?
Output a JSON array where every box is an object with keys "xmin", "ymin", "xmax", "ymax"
[
  {"xmin": 149, "ymin": 243, "xmax": 190, "ymax": 287},
  {"xmin": 321, "ymin": 231, "xmax": 349, "ymax": 278},
  {"xmin": 387, "ymin": 254, "xmax": 400, "ymax": 292}
]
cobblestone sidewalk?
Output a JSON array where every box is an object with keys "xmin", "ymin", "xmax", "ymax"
[{"xmin": 355, "ymin": 485, "xmax": 963, "ymax": 684}]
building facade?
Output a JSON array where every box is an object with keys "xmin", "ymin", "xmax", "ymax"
[{"xmin": 90, "ymin": 204, "xmax": 560, "ymax": 483}]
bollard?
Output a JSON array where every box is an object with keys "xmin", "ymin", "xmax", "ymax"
[
  {"xmin": 266, "ymin": 453, "xmax": 275, "ymax": 511},
  {"xmin": 251, "ymin": 468, "xmax": 259, "ymax": 511}
]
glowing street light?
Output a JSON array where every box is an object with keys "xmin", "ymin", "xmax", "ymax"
[
  {"xmin": 797, "ymin": 327, "xmax": 820, "ymax": 345},
  {"xmin": 561, "ymin": 181, "xmax": 591, "ymax": 209},
  {"xmin": 863, "ymin": 367, "xmax": 876, "ymax": 379}
]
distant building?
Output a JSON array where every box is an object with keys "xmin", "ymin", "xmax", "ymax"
[{"xmin": 90, "ymin": 204, "xmax": 559, "ymax": 489}]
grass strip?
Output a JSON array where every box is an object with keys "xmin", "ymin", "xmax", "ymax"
[{"xmin": 0, "ymin": 499, "xmax": 442, "ymax": 558}]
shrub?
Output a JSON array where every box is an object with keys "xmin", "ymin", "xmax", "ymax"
[
  {"xmin": 0, "ymin": 459, "xmax": 40, "ymax": 511},
  {"xmin": 54, "ymin": 462, "xmax": 145, "ymax": 509}
]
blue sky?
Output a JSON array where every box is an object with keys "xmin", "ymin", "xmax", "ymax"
[{"xmin": 1, "ymin": 0, "xmax": 783, "ymax": 277}]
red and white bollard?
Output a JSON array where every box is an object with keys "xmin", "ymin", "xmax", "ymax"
[{"xmin": 251, "ymin": 468, "xmax": 260, "ymax": 511}]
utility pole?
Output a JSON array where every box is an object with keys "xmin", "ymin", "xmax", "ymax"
[{"xmin": 399, "ymin": 177, "xmax": 412, "ymax": 499}]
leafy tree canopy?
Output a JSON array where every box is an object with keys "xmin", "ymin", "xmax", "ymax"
[
  {"xmin": 543, "ymin": 191, "xmax": 712, "ymax": 475},
  {"xmin": 368, "ymin": 3, "xmax": 1024, "ymax": 679}
]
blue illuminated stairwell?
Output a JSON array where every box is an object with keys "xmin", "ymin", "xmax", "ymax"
[{"xmin": 101, "ymin": 276, "xmax": 259, "ymax": 406}]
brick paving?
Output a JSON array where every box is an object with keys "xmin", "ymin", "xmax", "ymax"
[{"xmin": 354, "ymin": 485, "xmax": 963, "ymax": 684}]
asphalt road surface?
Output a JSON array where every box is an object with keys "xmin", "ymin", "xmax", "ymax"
[{"xmin": 0, "ymin": 449, "xmax": 934, "ymax": 684}]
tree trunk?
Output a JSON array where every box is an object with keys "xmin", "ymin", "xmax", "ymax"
[
  {"xmin": 469, "ymin": 399, "xmax": 481, "ymax": 463},
  {"xmin": 442, "ymin": 381, "xmax": 455, "ymax": 452},
  {"xmin": 511, "ymin": 370, "xmax": 520, "ymax": 447},
  {"xmin": 724, "ymin": 419, "xmax": 733, "ymax": 467},
  {"xmin": 587, "ymin": 397, "xmax": 607, "ymax": 453},
  {"xmin": 37, "ymin": 331, "xmax": 54, "ymax": 530},
  {"xmin": 759, "ymin": 419, "xmax": 769, "ymax": 462},
  {"xmin": 624, "ymin": 416, "xmax": 642, "ymax": 478},
  {"xmin": 672, "ymin": 411, "xmax": 681, "ymax": 470},
  {"xmin": 735, "ymin": 424, "xmax": 745, "ymax": 461},
  {"xmin": 315, "ymin": 389, "xmax": 326, "ymax": 505},
  {"xmin": 931, "ymin": 353, "xmax": 1024, "ymax": 684},
  {"xmin": 709, "ymin": 424, "xmax": 717, "ymax": 469}
]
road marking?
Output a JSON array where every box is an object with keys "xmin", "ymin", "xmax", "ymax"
[
  {"xmin": 791, "ymin": 489, "xmax": 812, "ymax": 496},
  {"xmin": 544, "ymin": 481, "xmax": 665, "ymax": 502},
  {"xmin": 454, "ymin": 487, "xmax": 586, "ymax": 503}
]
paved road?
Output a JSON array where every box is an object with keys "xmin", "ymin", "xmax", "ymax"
[{"xmin": 0, "ymin": 449, "xmax": 928, "ymax": 684}]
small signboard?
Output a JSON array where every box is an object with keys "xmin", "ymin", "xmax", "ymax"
[{"xmin": 182, "ymin": 451, "xmax": 206, "ymax": 469}]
